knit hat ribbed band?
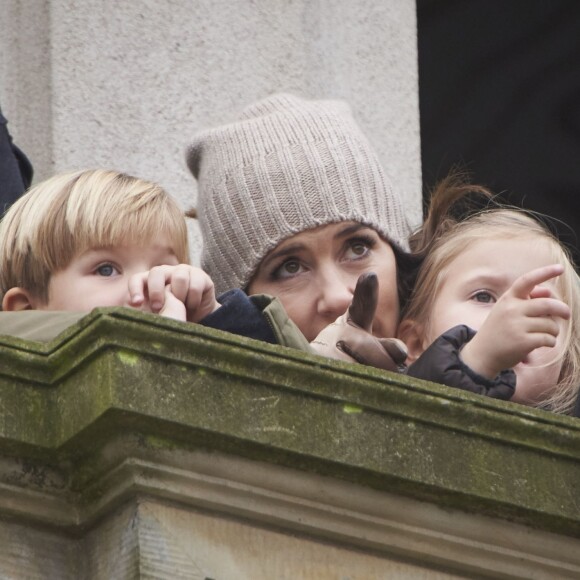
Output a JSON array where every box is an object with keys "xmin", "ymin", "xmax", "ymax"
[{"xmin": 187, "ymin": 93, "xmax": 410, "ymax": 294}]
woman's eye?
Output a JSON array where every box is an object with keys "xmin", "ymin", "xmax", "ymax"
[
  {"xmin": 284, "ymin": 260, "xmax": 300, "ymax": 274},
  {"xmin": 272, "ymin": 259, "xmax": 304, "ymax": 280},
  {"xmin": 345, "ymin": 237, "xmax": 374, "ymax": 260},
  {"xmin": 96, "ymin": 263, "xmax": 118, "ymax": 277},
  {"xmin": 472, "ymin": 291, "xmax": 495, "ymax": 304}
]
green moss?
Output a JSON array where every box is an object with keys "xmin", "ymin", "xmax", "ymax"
[
  {"xmin": 142, "ymin": 434, "xmax": 180, "ymax": 451},
  {"xmin": 1, "ymin": 308, "xmax": 580, "ymax": 538},
  {"xmin": 117, "ymin": 350, "xmax": 140, "ymax": 366}
]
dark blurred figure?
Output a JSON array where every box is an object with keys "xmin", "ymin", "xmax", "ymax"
[
  {"xmin": 0, "ymin": 105, "xmax": 33, "ymax": 215},
  {"xmin": 418, "ymin": 0, "xmax": 580, "ymax": 265}
]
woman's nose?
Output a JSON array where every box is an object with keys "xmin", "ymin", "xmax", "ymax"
[{"xmin": 316, "ymin": 270, "xmax": 355, "ymax": 319}]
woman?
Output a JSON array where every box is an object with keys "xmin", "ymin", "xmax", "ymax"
[{"xmin": 187, "ymin": 94, "xmax": 416, "ymax": 344}]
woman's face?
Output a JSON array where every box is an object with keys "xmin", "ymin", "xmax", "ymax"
[{"xmin": 248, "ymin": 221, "xmax": 400, "ymax": 341}]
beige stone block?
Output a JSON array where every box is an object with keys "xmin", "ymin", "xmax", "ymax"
[{"xmin": 136, "ymin": 499, "xmax": 463, "ymax": 579}]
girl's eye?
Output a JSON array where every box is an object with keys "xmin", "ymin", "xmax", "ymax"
[
  {"xmin": 95, "ymin": 263, "xmax": 119, "ymax": 277},
  {"xmin": 271, "ymin": 259, "xmax": 304, "ymax": 280},
  {"xmin": 472, "ymin": 290, "xmax": 495, "ymax": 304}
]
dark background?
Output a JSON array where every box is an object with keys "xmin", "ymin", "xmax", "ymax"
[{"xmin": 417, "ymin": 0, "xmax": 580, "ymax": 264}]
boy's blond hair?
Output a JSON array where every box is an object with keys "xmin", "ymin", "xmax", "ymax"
[
  {"xmin": 405, "ymin": 209, "xmax": 580, "ymax": 415},
  {"xmin": 0, "ymin": 169, "xmax": 189, "ymax": 305}
]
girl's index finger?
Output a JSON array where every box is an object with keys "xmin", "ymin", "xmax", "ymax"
[
  {"xmin": 510, "ymin": 264, "xmax": 564, "ymax": 299},
  {"xmin": 529, "ymin": 286, "xmax": 553, "ymax": 299}
]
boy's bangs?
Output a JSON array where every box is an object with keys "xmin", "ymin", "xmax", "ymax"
[{"xmin": 68, "ymin": 189, "xmax": 189, "ymax": 264}]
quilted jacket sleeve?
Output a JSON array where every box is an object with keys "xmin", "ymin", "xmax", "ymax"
[{"xmin": 406, "ymin": 325, "xmax": 516, "ymax": 400}]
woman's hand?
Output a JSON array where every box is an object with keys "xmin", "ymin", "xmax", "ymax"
[{"xmin": 310, "ymin": 273, "xmax": 407, "ymax": 371}]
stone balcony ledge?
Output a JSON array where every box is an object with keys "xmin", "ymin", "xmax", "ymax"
[{"xmin": 0, "ymin": 308, "xmax": 579, "ymax": 579}]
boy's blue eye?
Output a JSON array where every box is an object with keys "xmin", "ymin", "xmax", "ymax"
[{"xmin": 96, "ymin": 263, "xmax": 116, "ymax": 277}]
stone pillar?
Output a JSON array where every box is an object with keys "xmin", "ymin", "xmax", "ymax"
[{"xmin": 0, "ymin": 0, "xmax": 422, "ymax": 261}]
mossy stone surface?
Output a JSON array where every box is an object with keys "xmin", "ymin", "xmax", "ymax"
[{"xmin": 0, "ymin": 308, "xmax": 579, "ymax": 537}]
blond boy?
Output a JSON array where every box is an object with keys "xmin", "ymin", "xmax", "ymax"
[{"xmin": 0, "ymin": 169, "xmax": 218, "ymax": 330}]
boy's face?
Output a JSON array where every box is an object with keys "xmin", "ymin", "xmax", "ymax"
[
  {"xmin": 424, "ymin": 237, "xmax": 567, "ymax": 405},
  {"xmin": 38, "ymin": 237, "xmax": 179, "ymax": 312}
]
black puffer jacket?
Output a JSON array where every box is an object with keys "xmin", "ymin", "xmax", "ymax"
[
  {"xmin": 407, "ymin": 324, "xmax": 580, "ymax": 418},
  {"xmin": 407, "ymin": 325, "xmax": 516, "ymax": 400}
]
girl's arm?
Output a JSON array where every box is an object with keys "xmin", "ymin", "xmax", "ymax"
[{"xmin": 406, "ymin": 325, "xmax": 516, "ymax": 399}]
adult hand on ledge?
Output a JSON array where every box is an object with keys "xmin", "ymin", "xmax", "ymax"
[{"xmin": 310, "ymin": 272, "xmax": 407, "ymax": 372}]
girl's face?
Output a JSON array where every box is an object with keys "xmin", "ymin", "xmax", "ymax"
[
  {"xmin": 423, "ymin": 237, "xmax": 567, "ymax": 405},
  {"xmin": 248, "ymin": 221, "xmax": 399, "ymax": 342}
]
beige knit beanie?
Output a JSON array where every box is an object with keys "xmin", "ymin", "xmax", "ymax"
[{"xmin": 187, "ymin": 93, "xmax": 410, "ymax": 294}]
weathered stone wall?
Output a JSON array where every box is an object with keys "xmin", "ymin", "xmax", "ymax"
[
  {"xmin": 0, "ymin": 0, "xmax": 422, "ymax": 263},
  {"xmin": 0, "ymin": 309, "xmax": 579, "ymax": 578}
]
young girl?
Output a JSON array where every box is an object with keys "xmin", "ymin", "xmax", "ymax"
[{"xmin": 399, "ymin": 184, "xmax": 580, "ymax": 415}]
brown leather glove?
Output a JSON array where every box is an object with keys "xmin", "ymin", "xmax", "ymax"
[{"xmin": 310, "ymin": 272, "xmax": 407, "ymax": 372}]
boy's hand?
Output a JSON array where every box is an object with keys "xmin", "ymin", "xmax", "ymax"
[
  {"xmin": 311, "ymin": 273, "xmax": 407, "ymax": 371},
  {"xmin": 460, "ymin": 264, "xmax": 570, "ymax": 379},
  {"xmin": 157, "ymin": 286, "xmax": 187, "ymax": 321},
  {"xmin": 128, "ymin": 265, "xmax": 220, "ymax": 323}
]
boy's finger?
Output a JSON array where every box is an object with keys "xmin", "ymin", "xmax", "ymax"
[
  {"xmin": 185, "ymin": 272, "xmax": 218, "ymax": 322},
  {"xmin": 184, "ymin": 286, "xmax": 202, "ymax": 315},
  {"xmin": 147, "ymin": 267, "xmax": 171, "ymax": 311},
  {"xmin": 510, "ymin": 264, "xmax": 564, "ymax": 299},
  {"xmin": 169, "ymin": 265, "xmax": 192, "ymax": 304},
  {"xmin": 127, "ymin": 272, "xmax": 148, "ymax": 305},
  {"xmin": 159, "ymin": 286, "xmax": 186, "ymax": 322}
]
